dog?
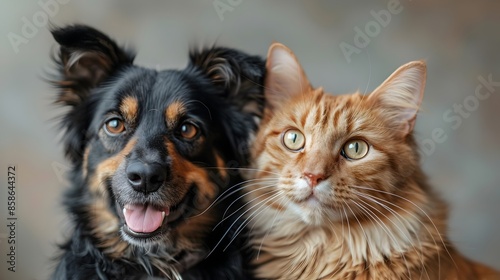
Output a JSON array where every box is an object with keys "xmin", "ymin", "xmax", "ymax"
[{"xmin": 49, "ymin": 25, "xmax": 265, "ymax": 279}]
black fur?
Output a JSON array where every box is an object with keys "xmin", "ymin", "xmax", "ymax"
[{"xmin": 49, "ymin": 25, "xmax": 263, "ymax": 279}]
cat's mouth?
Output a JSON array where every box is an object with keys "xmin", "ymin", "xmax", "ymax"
[
  {"xmin": 289, "ymin": 181, "xmax": 329, "ymax": 205},
  {"xmin": 291, "ymin": 191, "xmax": 323, "ymax": 206},
  {"xmin": 302, "ymin": 195, "xmax": 322, "ymax": 207},
  {"xmin": 291, "ymin": 189, "xmax": 345, "ymax": 211}
]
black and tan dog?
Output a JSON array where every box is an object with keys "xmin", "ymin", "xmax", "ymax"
[{"xmin": 49, "ymin": 25, "xmax": 264, "ymax": 279}]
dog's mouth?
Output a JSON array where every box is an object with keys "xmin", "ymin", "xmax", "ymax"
[
  {"xmin": 122, "ymin": 204, "xmax": 170, "ymax": 237},
  {"xmin": 118, "ymin": 186, "xmax": 196, "ymax": 240}
]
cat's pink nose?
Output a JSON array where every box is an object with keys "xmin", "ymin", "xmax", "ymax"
[{"xmin": 303, "ymin": 173, "xmax": 325, "ymax": 188}]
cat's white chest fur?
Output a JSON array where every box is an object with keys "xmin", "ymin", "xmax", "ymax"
[{"xmin": 248, "ymin": 197, "xmax": 422, "ymax": 280}]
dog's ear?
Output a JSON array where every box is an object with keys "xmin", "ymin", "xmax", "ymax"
[
  {"xmin": 189, "ymin": 47, "xmax": 266, "ymax": 165},
  {"xmin": 50, "ymin": 25, "xmax": 135, "ymax": 161},
  {"xmin": 51, "ymin": 24, "xmax": 135, "ymax": 106},
  {"xmin": 189, "ymin": 47, "xmax": 265, "ymax": 118}
]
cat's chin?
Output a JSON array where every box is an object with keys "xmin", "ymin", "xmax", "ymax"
[
  {"xmin": 292, "ymin": 198, "xmax": 344, "ymax": 225},
  {"xmin": 301, "ymin": 195, "xmax": 321, "ymax": 207},
  {"xmin": 289, "ymin": 192, "xmax": 321, "ymax": 207}
]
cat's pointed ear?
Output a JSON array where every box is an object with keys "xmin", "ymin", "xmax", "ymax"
[
  {"xmin": 368, "ymin": 60, "xmax": 426, "ymax": 136},
  {"xmin": 265, "ymin": 43, "xmax": 311, "ymax": 109}
]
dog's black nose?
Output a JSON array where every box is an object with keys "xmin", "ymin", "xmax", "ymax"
[{"xmin": 126, "ymin": 162, "xmax": 167, "ymax": 194}]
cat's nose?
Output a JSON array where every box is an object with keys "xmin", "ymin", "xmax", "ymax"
[{"xmin": 303, "ymin": 172, "xmax": 326, "ymax": 188}]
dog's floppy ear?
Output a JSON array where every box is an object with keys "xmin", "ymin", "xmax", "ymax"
[
  {"xmin": 50, "ymin": 24, "xmax": 135, "ymax": 161},
  {"xmin": 189, "ymin": 47, "xmax": 266, "ymax": 165}
]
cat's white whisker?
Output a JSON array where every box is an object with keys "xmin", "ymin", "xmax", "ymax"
[
  {"xmin": 322, "ymin": 211, "xmax": 346, "ymax": 276},
  {"xmin": 203, "ymin": 166, "xmax": 282, "ymax": 176},
  {"xmin": 351, "ymin": 199, "xmax": 413, "ymax": 279},
  {"xmin": 356, "ymin": 192, "xmax": 435, "ymax": 278},
  {"xmin": 354, "ymin": 190, "xmax": 434, "ymax": 278},
  {"xmin": 192, "ymin": 177, "xmax": 279, "ymax": 218},
  {"xmin": 206, "ymin": 191, "xmax": 283, "ymax": 258},
  {"xmin": 341, "ymin": 202, "xmax": 354, "ymax": 256},
  {"xmin": 354, "ymin": 191, "xmax": 441, "ymax": 279},
  {"xmin": 256, "ymin": 196, "xmax": 287, "ymax": 260},
  {"xmin": 214, "ymin": 185, "xmax": 280, "ymax": 230},
  {"xmin": 343, "ymin": 201, "xmax": 377, "ymax": 271},
  {"xmin": 350, "ymin": 185, "xmax": 457, "ymax": 272},
  {"xmin": 223, "ymin": 191, "xmax": 285, "ymax": 252},
  {"xmin": 221, "ymin": 180, "xmax": 279, "ymax": 218}
]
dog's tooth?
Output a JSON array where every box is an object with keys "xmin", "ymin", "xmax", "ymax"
[
  {"xmin": 161, "ymin": 211, "xmax": 166, "ymax": 220},
  {"xmin": 123, "ymin": 208, "xmax": 127, "ymax": 216}
]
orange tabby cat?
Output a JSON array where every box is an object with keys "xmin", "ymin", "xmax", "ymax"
[{"xmin": 243, "ymin": 43, "xmax": 500, "ymax": 279}]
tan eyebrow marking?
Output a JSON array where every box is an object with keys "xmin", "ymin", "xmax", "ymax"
[
  {"xmin": 165, "ymin": 101, "xmax": 186, "ymax": 128},
  {"xmin": 120, "ymin": 96, "xmax": 138, "ymax": 123}
]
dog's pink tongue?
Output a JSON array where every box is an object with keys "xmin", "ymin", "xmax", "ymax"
[{"xmin": 124, "ymin": 204, "xmax": 164, "ymax": 233}]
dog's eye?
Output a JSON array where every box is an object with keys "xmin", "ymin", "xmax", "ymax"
[
  {"xmin": 104, "ymin": 118, "xmax": 125, "ymax": 135},
  {"xmin": 180, "ymin": 122, "xmax": 198, "ymax": 139}
]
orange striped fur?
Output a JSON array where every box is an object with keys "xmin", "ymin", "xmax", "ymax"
[{"xmin": 243, "ymin": 43, "xmax": 499, "ymax": 279}]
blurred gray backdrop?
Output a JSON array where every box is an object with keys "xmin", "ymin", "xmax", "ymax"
[{"xmin": 0, "ymin": 1, "xmax": 499, "ymax": 279}]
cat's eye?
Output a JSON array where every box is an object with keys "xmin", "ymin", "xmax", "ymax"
[
  {"xmin": 342, "ymin": 139, "xmax": 369, "ymax": 160},
  {"xmin": 179, "ymin": 122, "xmax": 199, "ymax": 140},
  {"xmin": 104, "ymin": 118, "xmax": 125, "ymax": 135},
  {"xmin": 282, "ymin": 129, "xmax": 305, "ymax": 151}
]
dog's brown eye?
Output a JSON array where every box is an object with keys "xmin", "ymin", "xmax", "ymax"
[
  {"xmin": 104, "ymin": 118, "xmax": 125, "ymax": 135},
  {"xmin": 180, "ymin": 123, "xmax": 198, "ymax": 139}
]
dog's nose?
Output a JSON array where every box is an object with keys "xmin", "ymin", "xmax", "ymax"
[{"xmin": 126, "ymin": 162, "xmax": 167, "ymax": 194}]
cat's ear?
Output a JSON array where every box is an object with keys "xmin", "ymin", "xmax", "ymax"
[
  {"xmin": 368, "ymin": 60, "xmax": 426, "ymax": 136},
  {"xmin": 265, "ymin": 43, "xmax": 311, "ymax": 109}
]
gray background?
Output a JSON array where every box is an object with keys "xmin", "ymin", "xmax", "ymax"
[{"xmin": 1, "ymin": 1, "xmax": 499, "ymax": 279}]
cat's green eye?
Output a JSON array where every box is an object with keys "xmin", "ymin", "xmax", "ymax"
[
  {"xmin": 282, "ymin": 129, "xmax": 306, "ymax": 151},
  {"xmin": 342, "ymin": 139, "xmax": 369, "ymax": 160}
]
